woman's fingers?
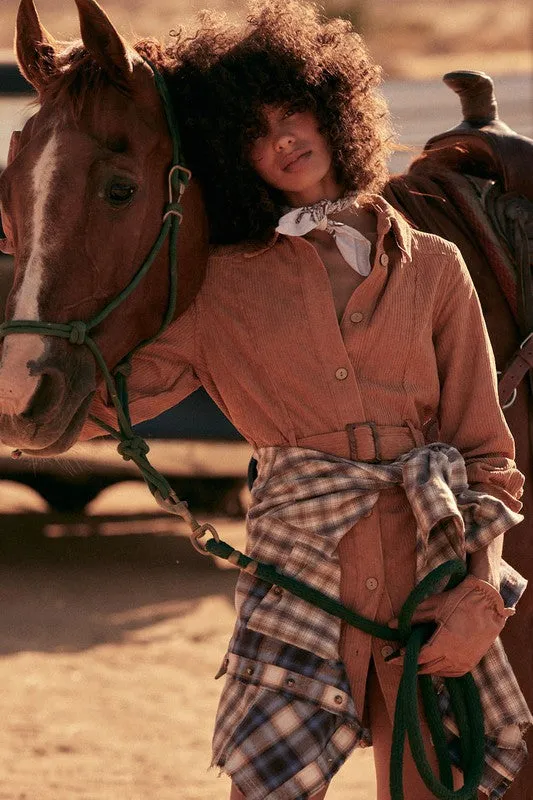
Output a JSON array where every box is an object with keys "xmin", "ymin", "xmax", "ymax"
[
  {"xmin": 406, "ymin": 598, "xmax": 441, "ymax": 625},
  {"xmin": 416, "ymin": 655, "xmax": 448, "ymax": 675},
  {"xmin": 388, "ymin": 597, "xmax": 440, "ymax": 628}
]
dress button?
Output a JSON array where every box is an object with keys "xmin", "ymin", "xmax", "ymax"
[
  {"xmin": 245, "ymin": 666, "xmax": 254, "ymax": 676},
  {"xmin": 380, "ymin": 252, "xmax": 389, "ymax": 267},
  {"xmin": 362, "ymin": 509, "xmax": 373, "ymax": 519},
  {"xmin": 335, "ymin": 367, "xmax": 348, "ymax": 380},
  {"xmin": 273, "ymin": 586, "xmax": 283, "ymax": 596},
  {"xmin": 286, "ymin": 677, "xmax": 295, "ymax": 687},
  {"xmin": 365, "ymin": 577, "xmax": 379, "ymax": 591},
  {"xmin": 350, "ymin": 311, "xmax": 364, "ymax": 323},
  {"xmin": 381, "ymin": 645, "xmax": 395, "ymax": 659},
  {"xmin": 334, "ymin": 694, "xmax": 344, "ymax": 705}
]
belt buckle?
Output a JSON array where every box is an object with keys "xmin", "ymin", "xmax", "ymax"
[{"xmin": 345, "ymin": 422, "xmax": 382, "ymax": 463}]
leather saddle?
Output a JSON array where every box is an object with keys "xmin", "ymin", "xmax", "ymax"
[
  {"xmin": 387, "ymin": 71, "xmax": 533, "ymax": 408},
  {"xmin": 424, "ymin": 70, "xmax": 533, "ymax": 202}
]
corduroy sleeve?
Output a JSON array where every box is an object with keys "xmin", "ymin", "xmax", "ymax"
[
  {"xmin": 433, "ymin": 241, "xmax": 524, "ymax": 512},
  {"xmin": 79, "ymin": 301, "xmax": 201, "ymax": 440}
]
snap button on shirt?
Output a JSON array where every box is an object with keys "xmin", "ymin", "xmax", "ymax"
[
  {"xmin": 350, "ymin": 311, "xmax": 364, "ymax": 323},
  {"xmin": 335, "ymin": 368, "xmax": 348, "ymax": 380},
  {"xmin": 381, "ymin": 645, "xmax": 395, "ymax": 659},
  {"xmin": 365, "ymin": 577, "xmax": 379, "ymax": 591},
  {"xmin": 379, "ymin": 252, "xmax": 389, "ymax": 267}
]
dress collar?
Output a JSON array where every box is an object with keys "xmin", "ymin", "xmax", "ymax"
[{"xmin": 243, "ymin": 195, "xmax": 413, "ymax": 262}]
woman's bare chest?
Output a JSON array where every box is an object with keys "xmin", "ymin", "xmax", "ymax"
[{"xmin": 308, "ymin": 237, "xmax": 366, "ymax": 322}]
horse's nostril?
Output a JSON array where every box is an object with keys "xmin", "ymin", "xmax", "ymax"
[{"xmin": 21, "ymin": 372, "xmax": 62, "ymax": 420}]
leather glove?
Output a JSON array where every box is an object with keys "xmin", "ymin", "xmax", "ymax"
[{"xmin": 410, "ymin": 574, "xmax": 514, "ymax": 677}]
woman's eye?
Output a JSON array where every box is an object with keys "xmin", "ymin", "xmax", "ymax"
[
  {"xmin": 283, "ymin": 109, "xmax": 296, "ymax": 120},
  {"xmin": 105, "ymin": 180, "xmax": 137, "ymax": 207}
]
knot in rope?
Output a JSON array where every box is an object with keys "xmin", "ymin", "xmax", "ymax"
[
  {"xmin": 114, "ymin": 360, "xmax": 132, "ymax": 378},
  {"xmin": 117, "ymin": 436, "xmax": 150, "ymax": 462},
  {"xmin": 69, "ymin": 321, "xmax": 87, "ymax": 345}
]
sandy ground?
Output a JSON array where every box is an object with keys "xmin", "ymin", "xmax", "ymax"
[{"xmin": 0, "ymin": 481, "xmax": 377, "ymax": 800}]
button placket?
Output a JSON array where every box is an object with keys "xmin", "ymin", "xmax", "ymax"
[{"xmin": 299, "ymin": 239, "xmax": 367, "ymax": 421}]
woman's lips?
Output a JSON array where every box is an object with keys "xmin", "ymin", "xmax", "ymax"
[{"xmin": 282, "ymin": 150, "xmax": 312, "ymax": 172}]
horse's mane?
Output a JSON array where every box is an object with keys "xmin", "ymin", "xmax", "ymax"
[{"xmin": 40, "ymin": 37, "xmax": 172, "ymax": 119}]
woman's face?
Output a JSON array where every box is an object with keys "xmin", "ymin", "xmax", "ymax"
[{"xmin": 248, "ymin": 105, "xmax": 342, "ymax": 206}]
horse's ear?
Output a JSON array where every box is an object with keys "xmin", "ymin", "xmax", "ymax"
[
  {"xmin": 74, "ymin": 0, "xmax": 136, "ymax": 87},
  {"xmin": 15, "ymin": 0, "xmax": 58, "ymax": 91}
]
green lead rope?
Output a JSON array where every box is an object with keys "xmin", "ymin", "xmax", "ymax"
[{"xmin": 205, "ymin": 539, "xmax": 485, "ymax": 800}]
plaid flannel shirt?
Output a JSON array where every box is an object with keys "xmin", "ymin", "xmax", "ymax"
[{"xmin": 213, "ymin": 444, "xmax": 532, "ymax": 800}]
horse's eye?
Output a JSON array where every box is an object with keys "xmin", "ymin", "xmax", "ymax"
[{"xmin": 105, "ymin": 180, "xmax": 137, "ymax": 207}]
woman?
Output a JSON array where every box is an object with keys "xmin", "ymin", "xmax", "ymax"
[{"xmin": 84, "ymin": 2, "xmax": 531, "ymax": 797}]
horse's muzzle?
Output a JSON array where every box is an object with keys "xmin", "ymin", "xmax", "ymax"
[{"xmin": 0, "ymin": 340, "xmax": 96, "ymax": 454}]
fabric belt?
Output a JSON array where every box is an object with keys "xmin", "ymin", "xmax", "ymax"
[{"xmin": 295, "ymin": 422, "xmax": 425, "ymax": 462}]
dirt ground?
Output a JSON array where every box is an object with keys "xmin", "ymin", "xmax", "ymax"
[{"xmin": 0, "ymin": 482, "xmax": 376, "ymax": 800}]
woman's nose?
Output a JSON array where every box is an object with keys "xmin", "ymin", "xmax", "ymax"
[{"xmin": 274, "ymin": 133, "xmax": 295, "ymax": 152}]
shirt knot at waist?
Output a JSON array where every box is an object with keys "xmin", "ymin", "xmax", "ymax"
[{"xmin": 249, "ymin": 442, "xmax": 523, "ymax": 573}]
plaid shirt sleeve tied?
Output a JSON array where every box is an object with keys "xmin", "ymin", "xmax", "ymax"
[{"xmin": 212, "ymin": 443, "xmax": 532, "ymax": 800}]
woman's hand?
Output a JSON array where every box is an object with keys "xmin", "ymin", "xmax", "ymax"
[{"xmin": 405, "ymin": 574, "xmax": 514, "ymax": 677}]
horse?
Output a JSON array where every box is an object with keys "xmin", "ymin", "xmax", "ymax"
[
  {"xmin": 0, "ymin": 0, "xmax": 208, "ymax": 456},
  {"xmin": 1, "ymin": 1, "xmax": 532, "ymax": 797}
]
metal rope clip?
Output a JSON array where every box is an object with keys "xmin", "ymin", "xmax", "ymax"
[
  {"xmin": 189, "ymin": 521, "xmax": 221, "ymax": 556},
  {"xmin": 153, "ymin": 488, "xmax": 194, "ymax": 521},
  {"xmin": 152, "ymin": 489, "xmax": 220, "ymax": 555},
  {"xmin": 163, "ymin": 165, "xmax": 192, "ymax": 223},
  {"xmin": 168, "ymin": 164, "xmax": 192, "ymax": 202}
]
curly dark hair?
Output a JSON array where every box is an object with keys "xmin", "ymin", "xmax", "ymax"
[{"xmin": 146, "ymin": 0, "xmax": 394, "ymax": 244}]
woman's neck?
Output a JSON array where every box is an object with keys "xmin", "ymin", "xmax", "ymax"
[{"xmin": 283, "ymin": 175, "xmax": 345, "ymax": 208}]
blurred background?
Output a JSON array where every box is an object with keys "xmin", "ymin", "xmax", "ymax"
[
  {"xmin": 1, "ymin": 0, "xmax": 532, "ymax": 78},
  {"xmin": 0, "ymin": 2, "xmax": 532, "ymax": 799}
]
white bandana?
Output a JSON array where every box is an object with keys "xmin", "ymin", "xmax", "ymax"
[{"xmin": 276, "ymin": 194, "xmax": 372, "ymax": 277}]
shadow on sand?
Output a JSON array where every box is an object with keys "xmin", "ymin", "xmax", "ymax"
[{"xmin": 0, "ymin": 513, "xmax": 239, "ymax": 656}]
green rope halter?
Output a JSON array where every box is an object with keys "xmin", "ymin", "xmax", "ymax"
[{"xmin": 0, "ymin": 61, "xmax": 485, "ymax": 800}]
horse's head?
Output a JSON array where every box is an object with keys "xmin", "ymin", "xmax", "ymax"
[{"xmin": 0, "ymin": 0, "xmax": 208, "ymax": 455}]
